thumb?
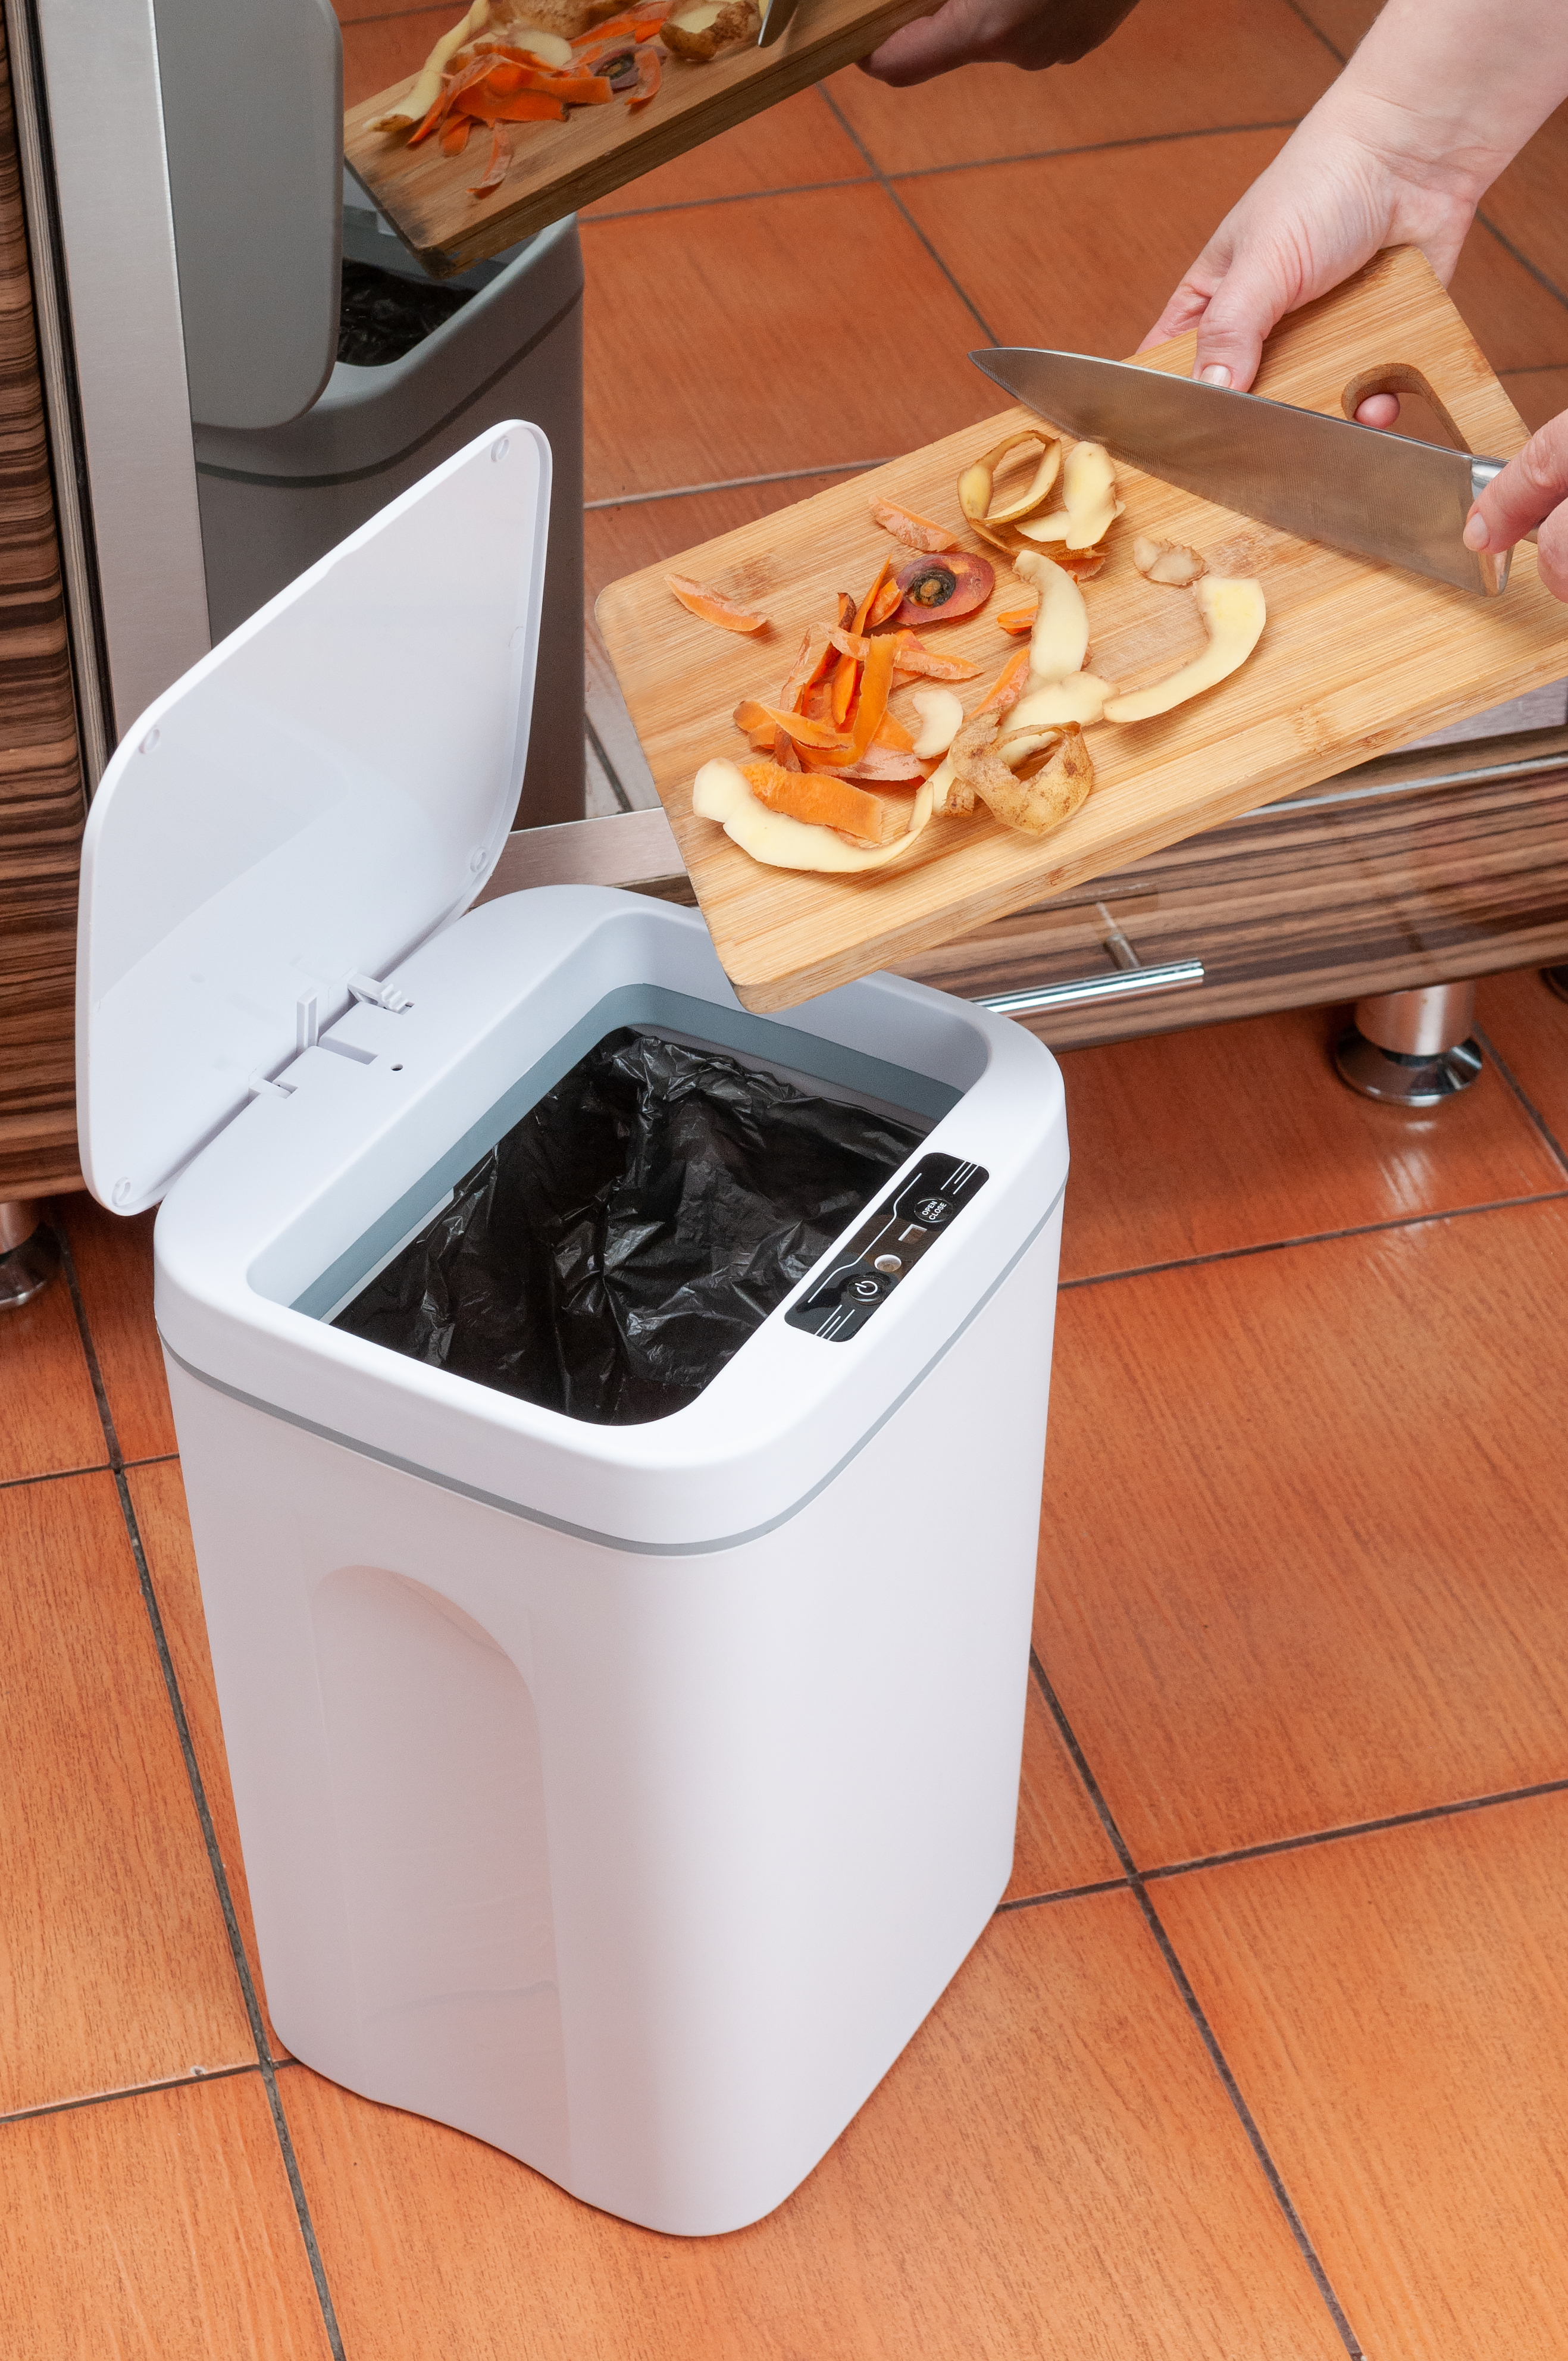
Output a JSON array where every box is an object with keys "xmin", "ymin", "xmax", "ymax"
[
  {"xmin": 1466, "ymin": 412, "xmax": 1568, "ymax": 555},
  {"xmin": 1188, "ymin": 244, "xmax": 1300, "ymax": 393}
]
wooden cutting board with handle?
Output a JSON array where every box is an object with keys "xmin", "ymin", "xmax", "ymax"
[
  {"xmin": 345, "ymin": 0, "xmax": 937, "ymax": 277},
  {"xmin": 597, "ymin": 247, "xmax": 1568, "ymax": 1014}
]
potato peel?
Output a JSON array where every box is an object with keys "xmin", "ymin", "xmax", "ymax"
[
  {"xmin": 957, "ymin": 431, "xmax": 1062, "ymax": 551},
  {"xmin": 1102, "ymin": 576, "xmax": 1266, "ymax": 723},
  {"xmin": 1132, "ymin": 534, "xmax": 1206, "ymax": 587},
  {"xmin": 973, "ymin": 724, "xmax": 1094, "ymax": 836},
  {"xmin": 1015, "ymin": 441, "xmax": 1121, "ymax": 552},
  {"xmin": 1013, "ymin": 551, "xmax": 1089, "ymax": 682},
  {"xmin": 694, "ymin": 759, "xmax": 936, "ymax": 874},
  {"xmin": 911, "ymin": 686, "xmax": 964, "ymax": 759}
]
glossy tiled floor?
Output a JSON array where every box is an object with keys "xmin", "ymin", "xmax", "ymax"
[{"xmin": 12, "ymin": 4, "xmax": 1568, "ymax": 2352}]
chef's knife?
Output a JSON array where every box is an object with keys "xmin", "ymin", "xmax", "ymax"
[{"xmin": 969, "ymin": 346, "xmax": 1513, "ymax": 597}]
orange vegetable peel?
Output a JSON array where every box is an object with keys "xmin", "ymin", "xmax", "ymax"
[{"xmin": 666, "ymin": 572, "xmax": 769, "ymax": 633}]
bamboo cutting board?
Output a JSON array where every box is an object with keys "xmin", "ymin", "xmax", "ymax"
[
  {"xmin": 597, "ymin": 248, "xmax": 1568, "ymax": 1014},
  {"xmin": 345, "ymin": 0, "xmax": 935, "ymax": 277}
]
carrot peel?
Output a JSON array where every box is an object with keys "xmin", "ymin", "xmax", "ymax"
[{"xmin": 666, "ymin": 572, "xmax": 769, "ymax": 633}]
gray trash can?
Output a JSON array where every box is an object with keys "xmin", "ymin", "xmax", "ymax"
[
  {"xmin": 154, "ymin": 0, "xmax": 584, "ymax": 825},
  {"xmin": 192, "ymin": 198, "xmax": 586, "ymax": 826}
]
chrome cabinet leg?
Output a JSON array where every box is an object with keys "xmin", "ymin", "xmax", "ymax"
[
  {"xmin": 0, "ymin": 1200, "xmax": 60, "ymax": 1309},
  {"xmin": 1333, "ymin": 983, "xmax": 1483, "ymax": 1105}
]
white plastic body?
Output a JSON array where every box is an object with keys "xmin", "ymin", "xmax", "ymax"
[
  {"xmin": 169, "ymin": 1200, "xmax": 1059, "ymax": 2237},
  {"xmin": 151, "ymin": 888, "xmax": 1068, "ymax": 2232}
]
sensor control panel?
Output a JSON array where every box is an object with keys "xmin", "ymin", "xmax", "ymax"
[{"xmin": 785, "ymin": 1152, "xmax": 988, "ymax": 1343}]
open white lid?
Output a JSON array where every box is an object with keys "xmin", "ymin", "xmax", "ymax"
[{"xmin": 77, "ymin": 420, "xmax": 548, "ymax": 1214}]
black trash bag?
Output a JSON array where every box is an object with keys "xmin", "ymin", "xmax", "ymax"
[
  {"xmin": 337, "ymin": 260, "xmax": 472, "ymax": 370},
  {"xmin": 334, "ymin": 1028, "xmax": 922, "ymax": 1425}
]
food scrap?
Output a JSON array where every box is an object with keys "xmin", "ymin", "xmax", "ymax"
[
  {"xmin": 890, "ymin": 551, "xmax": 994, "ymax": 628},
  {"xmin": 693, "ymin": 758, "xmax": 938, "ymax": 875},
  {"xmin": 666, "ymin": 572, "xmax": 769, "ymax": 633},
  {"xmin": 683, "ymin": 426, "xmax": 1267, "ymax": 881},
  {"xmin": 1103, "ymin": 576, "xmax": 1266, "ymax": 722},
  {"xmin": 910, "ymin": 687, "xmax": 964, "ymax": 759},
  {"xmin": 1132, "ymin": 534, "xmax": 1206, "ymax": 586},
  {"xmin": 1015, "ymin": 441, "xmax": 1122, "ymax": 552},
  {"xmin": 869, "ymin": 498, "xmax": 958, "ymax": 553},
  {"xmin": 368, "ymin": 0, "xmax": 759, "ymax": 205},
  {"xmin": 958, "ymin": 431, "xmax": 1062, "ymax": 549}
]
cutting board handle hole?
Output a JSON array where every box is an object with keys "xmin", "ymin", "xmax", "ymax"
[{"xmin": 1340, "ymin": 362, "xmax": 1470, "ymax": 454}]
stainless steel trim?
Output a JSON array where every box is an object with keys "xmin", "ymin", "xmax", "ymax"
[
  {"xmin": 31, "ymin": 0, "xmax": 210, "ymax": 745},
  {"xmin": 1, "ymin": 0, "xmax": 112, "ymax": 783},
  {"xmin": 1254, "ymin": 743, "xmax": 1568, "ymax": 817},
  {"xmin": 978, "ymin": 959, "xmax": 1204, "ymax": 1017}
]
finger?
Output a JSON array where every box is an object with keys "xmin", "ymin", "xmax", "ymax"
[
  {"xmin": 1190, "ymin": 243, "xmax": 1303, "ymax": 392},
  {"xmin": 1533, "ymin": 498, "xmax": 1568, "ymax": 602},
  {"xmin": 1354, "ymin": 392, "xmax": 1401, "ymax": 429},
  {"xmin": 860, "ymin": 0, "xmax": 988, "ymax": 84},
  {"xmin": 1464, "ymin": 413, "xmax": 1568, "ymax": 555}
]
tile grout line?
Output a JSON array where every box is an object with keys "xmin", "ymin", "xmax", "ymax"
[
  {"xmin": 996, "ymin": 1875, "xmax": 1129, "ymax": 1912},
  {"xmin": 0, "ymin": 2061, "xmax": 263, "ymax": 2129},
  {"xmin": 1141, "ymin": 1772, "xmax": 1568, "ymax": 1884},
  {"xmin": 997, "ymin": 1770, "xmax": 1568, "ymax": 1921},
  {"xmin": 1278, "ymin": 0, "xmax": 1345, "ymax": 63},
  {"xmin": 1059, "ymin": 1183, "xmax": 1568, "ymax": 1291},
  {"xmin": 578, "ymin": 121, "xmax": 1304, "ymax": 226},
  {"xmin": 1473, "ymin": 211, "xmax": 1568, "ymax": 324},
  {"xmin": 0, "ymin": 1448, "xmax": 179, "ymax": 1494},
  {"xmin": 585, "ymin": 459, "xmax": 888, "ymax": 510},
  {"xmin": 819, "ymin": 87, "xmax": 999, "ymax": 345},
  {"xmin": 56, "ymin": 1233, "xmax": 348, "ymax": 2361},
  {"xmin": 0, "ymin": 1457, "xmax": 108, "ymax": 1491},
  {"xmin": 581, "ymin": 171, "xmax": 871, "ymax": 223},
  {"xmin": 1473, "ymin": 1020, "xmax": 1568, "ymax": 1175},
  {"xmin": 1026, "ymin": 1649, "xmax": 1367, "ymax": 2361},
  {"xmin": 882, "ymin": 119, "xmax": 1303, "ymax": 187}
]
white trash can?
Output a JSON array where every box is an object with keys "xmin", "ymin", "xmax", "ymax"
[{"xmin": 76, "ymin": 422, "xmax": 1069, "ymax": 2236}]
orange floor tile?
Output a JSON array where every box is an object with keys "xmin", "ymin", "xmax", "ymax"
[
  {"xmin": 1056, "ymin": 1000, "xmax": 1565, "ymax": 1282},
  {"xmin": 14, "ymin": 2, "xmax": 1568, "ymax": 2349},
  {"xmin": 0, "ymin": 2074, "xmax": 333, "ymax": 2360},
  {"xmin": 0, "ymin": 1472, "xmax": 256, "ymax": 2115},
  {"xmin": 1038, "ymin": 1202, "xmax": 1568, "ymax": 1868},
  {"xmin": 56, "ymin": 1196, "xmax": 174, "ymax": 1465},
  {"xmin": 1157, "ymin": 1794, "xmax": 1568, "ymax": 2358},
  {"xmin": 277, "ymin": 1897, "xmax": 1349, "ymax": 2361}
]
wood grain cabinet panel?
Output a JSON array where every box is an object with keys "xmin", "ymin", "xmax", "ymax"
[
  {"xmin": 898, "ymin": 738, "xmax": 1568, "ymax": 1047},
  {"xmin": 0, "ymin": 16, "xmax": 84, "ymax": 1199}
]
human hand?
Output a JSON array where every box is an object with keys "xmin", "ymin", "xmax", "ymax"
[
  {"xmin": 1464, "ymin": 412, "xmax": 1568, "ymax": 601},
  {"xmin": 1139, "ymin": 94, "xmax": 1481, "ymax": 424},
  {"xmin": 860, "ymin": 0, "xmax": 1140, "ymax": 90}
]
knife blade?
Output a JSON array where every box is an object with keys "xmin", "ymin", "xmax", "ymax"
[
  {"xmin": 755, "ymin": 0, "xmax": 803, "ymax": 46},
  {"xmin": 969, "ymin": 346, "xmax": 1511, "ymax": 597}
]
